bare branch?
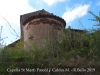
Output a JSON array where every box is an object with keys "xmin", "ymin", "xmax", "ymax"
[{"xmin": 0, "ymin": 15, "xmax": 19, "ymax": 38}]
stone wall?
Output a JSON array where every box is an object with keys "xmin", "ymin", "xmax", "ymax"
[{"xmin": 22, "ymin": 17, "xmax": 65, "ymax": 50}]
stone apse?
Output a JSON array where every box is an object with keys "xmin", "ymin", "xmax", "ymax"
[{"xmin": 20, "ymin": 9, "xmax": 66, "ymax": 50}]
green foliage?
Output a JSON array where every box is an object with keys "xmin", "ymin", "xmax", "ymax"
[
  {"xmin": 0, "ymin": 30, "xmax": 100, "ymax": 74},
  {"xmin": 88, "ymin": 11, "xmax": 100, "ymax": 26},
  {"xmin": 0, "ymin": 11, "xmax": 100, "ymax": 74}
]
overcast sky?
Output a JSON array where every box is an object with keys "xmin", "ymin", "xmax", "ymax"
[{"xmin": 0, "ymin": 0, "xmax": 100, "ymax": 45}]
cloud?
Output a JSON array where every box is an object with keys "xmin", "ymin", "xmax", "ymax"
[
  {"xmin": 0, "ymin": 0, "xmax": 36, "ymax": 45},
  {"xmin": 0, "ymin": 0, "xmax": 36, "ymax": 26},
  {"xmin": 43, "ymin": 0, "xmax": 66, "ymax": 6},
  {"xmin": 62, "ymin": 4, "xmax": 90, "ymax": 24}
]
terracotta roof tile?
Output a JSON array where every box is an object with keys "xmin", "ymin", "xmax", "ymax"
[{"xmin": 20, "ymin": 9, "xmax": 66, "ymax": 27}]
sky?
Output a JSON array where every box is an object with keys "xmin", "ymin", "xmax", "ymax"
[{"xmin": 0, "ymin": 0, "xmax": 100, "ymax": 45}]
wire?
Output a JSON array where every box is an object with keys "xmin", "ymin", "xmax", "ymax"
[
  {"xmin": 78, "ymin": 18, "xmax": 85, "ymax": 30},
  {"xmin": 0, "ymin": 15, "xmax": 19, "ymax": 38}
]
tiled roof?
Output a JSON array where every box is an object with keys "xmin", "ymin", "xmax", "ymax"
[
  {"xmin": 67, "ymin": 26, "xmax": 84, "ymax": 32},
  {"xmin": 70, "ymin": 29, "xmax": 84, "ymax": 32},
  {"xmin": 6, "ymin": 39, "xmax": 20, "ymax": 47},
  {"xmin": 20, "ymin": 9, "xmax": 66, "ymax": 27}
]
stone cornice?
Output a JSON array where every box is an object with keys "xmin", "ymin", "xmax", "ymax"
[{"xmin": 20, "ymin": 9, "xmax": 66, "ymax": 27}]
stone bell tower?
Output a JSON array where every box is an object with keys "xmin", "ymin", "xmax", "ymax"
[{"xmin": 20, "ymin": 9, "xmax": 66, "ymax": 50}]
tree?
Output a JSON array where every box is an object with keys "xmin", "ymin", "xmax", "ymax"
[{"xmin": 88, "ymin": 11, "xmax": 100, "ymax": 26}]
